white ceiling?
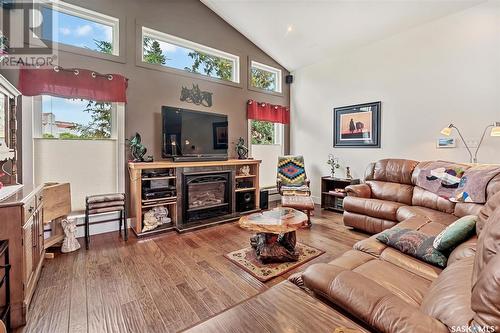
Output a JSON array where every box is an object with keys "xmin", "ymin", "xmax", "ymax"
[{"xmin": 202, "ymin": 0, "xmax": 484, "ymax": 71}]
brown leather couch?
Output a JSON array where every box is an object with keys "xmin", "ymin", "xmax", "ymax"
[
  {"xmin": 343, "ymin": 159, "xmax": 500, "ymax": 234},
  {"xmin": 300, "ymin": 161, "xmax": 500, "ymax": 333}
]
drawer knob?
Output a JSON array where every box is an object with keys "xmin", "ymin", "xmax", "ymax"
[{"xmin": 28, "ymin": 206, "xmax": 34, "ymax": 213}]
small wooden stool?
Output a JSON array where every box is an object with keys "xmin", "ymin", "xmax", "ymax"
[
  {"xmin": 85, "ymin": 193, "xmax": 127, "ymax": 249},
  {"xmin": 281, "ymin": 195, "xmax": 315, "ymax": 226}
]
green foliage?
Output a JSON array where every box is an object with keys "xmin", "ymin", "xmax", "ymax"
[
  {"xmin": 59, "ymin": 132, "xmax": 81, "ymax": 140},
  {"xmin": 185, "ymin": 51, "xmax": 232, "ymax": 81},
  {"xmin": 0, "ymin": 35, "xmax": 8, "ymax": 54},
  {"xmin": 143, "ymin": 37, "xmax": 167, "ymax": 65},
  {"xmin": 42, "ymin": 133, "xmax": 55, "ymax": 139},
  {"xmin": 251, "ymin": 120, "xmax": 274, "ymax": 144},
  {"xmin": 93, "ymin": 39, "xmax": 112, "ymax": 54},
  {"xmin": 251, "ymin": 68, "xmax": 275, "ymax": 90},
  {"xmin": 74, "ymin": 101, "xmax": 112, "ymax": 139}
]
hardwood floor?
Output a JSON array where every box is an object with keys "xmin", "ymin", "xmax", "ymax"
[{"xmin": 16, "ymin": 207, "xmax": 367, "ymax": 333}]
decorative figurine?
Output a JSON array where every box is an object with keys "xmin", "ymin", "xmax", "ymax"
[
  {"xmin": 142, "ymin": 206, "xmax": 171, "ymax": 232},
  {"xmin": 61, "ymin": 217, "xmax": 80, "ymax": 253},
  {"xmin": 180, "ymin": 84, "xmax": 213, "ymax": 107},
  {"xmin": 327, "ymin": 154, "xmax": 340, "ymax": 178},
  {"xmin": 346, "ymin": 166, "xmax": 353, "ymax": 180},
  {"xmin": 127, "ymin": 132, "xmax": 153, "ymax": 162},
  {"xmin": 235, "ymin": 137, "xmax": 249, "ymax": 159},
  {"xmin": 239, "ymin": 165, "xmax": 251, "ymax": 176}
]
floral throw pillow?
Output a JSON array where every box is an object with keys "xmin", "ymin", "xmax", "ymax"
[
  {"xmin": 376, "ymin": 228, "xmax": 448, "ymax": 268},
  {"xmin": 433, "ymin": 215, "xmax": 477, "ymax": 252}
]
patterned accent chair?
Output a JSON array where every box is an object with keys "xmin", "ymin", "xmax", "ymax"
[
  {"xmin": 277, "ymin": 155, "xmax": 314, "ymax": 226},
  {"xmin": 277, "ymin": 155, "xmax": 310, "ymax": 196}
]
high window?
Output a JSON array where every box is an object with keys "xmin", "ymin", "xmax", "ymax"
[
  {"xmin": 39, "ymin": 1, "xmax": 119, "ymax": 55},
  {"xmin": 141, "ymin": 27, "xmax": 240, "ymax": 83},
  {"xmin": 37, "ymin": 96, "xmax": 113, "ymax": 140},
  {"xmin": 250, "ymin": 61, "xmax": 282, "ymax": 93}
]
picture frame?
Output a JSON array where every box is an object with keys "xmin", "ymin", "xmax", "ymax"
[
  {"xmin": 333, "ymin": 101, "xmax": 381, "ymax": 148},
  {"xmin": 212, "ymin": 121, "xmax": 228, "ymax": 149},
  {"xmin": 436, "ymin": 137, "xmax": 456, "ymax": 148}
]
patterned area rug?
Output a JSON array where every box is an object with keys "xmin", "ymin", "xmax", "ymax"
[{"xmin": 225, "ymin": 243, "xmax": 325, "ymax": 282}]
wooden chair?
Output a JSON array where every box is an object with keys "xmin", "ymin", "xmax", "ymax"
[
  {"xmin": 277, "ymin": 155, "xmax": 314, "ymax": 226},
  {"xmin": 85, "ymin": 193, "xmax": 127, "ymax": 249},
  {"xmin": 276, "ymin": 155, "xmax": 311, "ymax": 196}
]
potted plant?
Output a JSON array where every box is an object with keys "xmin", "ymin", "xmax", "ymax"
[{"xmin": 327, "ymin": 154, "xmax": 340, "ymax": 178}]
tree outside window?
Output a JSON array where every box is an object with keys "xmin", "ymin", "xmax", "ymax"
[
  {"xmin": 41, "ymin": 96, "xmax": 112, "ymax": 140},
  {"xmin": 251, "ymin": 67, "xmax": 275, "ymax": 91},
  {"xmin": 251, "ymin": 120, "xmax": 275, "ymax": 145}
]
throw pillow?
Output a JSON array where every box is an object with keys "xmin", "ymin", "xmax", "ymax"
[
  {"xmin": 376, "ymin": 228, "xmax": 448, "ymax": 268},
  {"xmin": 433, "ymin": 215, "xmax": 477, "ymax": 252}
]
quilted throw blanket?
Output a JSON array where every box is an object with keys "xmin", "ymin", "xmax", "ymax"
[{"xmin": 415, "ymin": 161, "xmax": 500, "ymax": 203}]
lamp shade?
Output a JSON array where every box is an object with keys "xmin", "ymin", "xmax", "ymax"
[
  {"xmin": 441, "ymin": 126, "xmax": 453, "ymax": 136},
  {"xmin": 491, "ymin": 123, "xmax": 500, "ymax": 137}
]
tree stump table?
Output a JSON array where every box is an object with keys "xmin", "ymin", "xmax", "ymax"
[{"xmin": 239, "ymin": 208, "xmax": 308, "ymax": 263}]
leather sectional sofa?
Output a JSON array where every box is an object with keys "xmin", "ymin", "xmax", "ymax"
[
  {"xmin": 343, "ymin": 159, "xmax": 500, "ymax": 234},
  {"xmin": 300, "ymin": 159, "xmax": 500, "ymax": 333}
]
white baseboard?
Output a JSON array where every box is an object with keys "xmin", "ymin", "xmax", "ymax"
[
  {"xmin": 66, "ymin": 212, "xmax": 129, "ymax": 238},
  {"xmin": 311, "ymin": 195, "xmax": 321, "ymax": 204}
]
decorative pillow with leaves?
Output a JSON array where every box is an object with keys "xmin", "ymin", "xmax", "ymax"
[
  {"xmin": 376, "ymin": 228, "xmax": 448, "ymax": 268},
  {"xmin": 433, "ymin": 215, "xmax": 477, "ymax": 252}
]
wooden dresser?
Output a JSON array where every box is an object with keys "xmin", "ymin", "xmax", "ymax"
[{"xmin": 0, "ymin": 184, "xmax": 44, "ymax": 328}]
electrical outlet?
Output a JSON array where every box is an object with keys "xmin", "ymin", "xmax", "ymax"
[{"xmin": 464, "ymin": 139, "xmax": 479, "ymax": 148}]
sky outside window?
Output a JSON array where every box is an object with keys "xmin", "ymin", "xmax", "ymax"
[
  {"xmin": 41, "ymin": 7, "xmax": 113, "ymax": 53},
  {"xmin": 42, "ymin": 96, "xmax": 93, "ymax": 125},
  {"xmin": 144, "ymin": 37, "xmax": 232, "ymax": 80}
]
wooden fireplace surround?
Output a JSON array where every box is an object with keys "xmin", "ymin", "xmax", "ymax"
[{"xmin": 128, "ymin": 159, "xmax": 261, "ymax": 237}]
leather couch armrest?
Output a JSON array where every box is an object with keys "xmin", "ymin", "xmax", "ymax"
[
  {"xmin": 345, "ymin": 184, "xmax": 372, "ymax": 198},
  {"xmin": 303, "ymin": 264, "xmax": 448, "ymax": 333},
  {"xmin": 353, "ymin": 235, "xmax": 387, "ymax": 257}
]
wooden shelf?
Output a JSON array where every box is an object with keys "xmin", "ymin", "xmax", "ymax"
[
  {"xmin": 235, "ymin": 187, "xmax": 256, "ymax": 192},
  {"xmin": 235, "ymin": 174, "xmax": 256, "ymax": 179},
  {"xmin": 132, "ymin": 222, "xmax": 175, "ymax": 238},
  {"xmin": 322, "ymin": 191, "xmax": 346, "ymax": 198},
  {"xmin": 142, "ymin": 197, "xmax": 177, "ymax": 204},
  {"xmin": 142, "ymin": 201, "xmax": 177, "ymax": 209},
  {"xmin": 141, "ymin": 176, "xmax": 176, "ymax": 181}
]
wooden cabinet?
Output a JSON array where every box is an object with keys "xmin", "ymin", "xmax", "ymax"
[
  {"xmin": 129, "ymin": 159, "xmax": 261, "ymax": 236},
  {"xmin": 0, "ymin": 184, "xmax": 44, "ymax": 328},
  {"xmin": 22, "ymin": 202, "xmax": 44, "ymax": 308}
]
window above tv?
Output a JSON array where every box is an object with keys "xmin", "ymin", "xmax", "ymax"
[
  {"xmin": 141, "ymin": 27, "xmax": 240, "ymax": 83},
  {"xmin": 38, "ymin": 0, "xmax": 120, "ymax": 56},
  {"xmin": 250, "ymin": 61, "xmax": 282, "ymax": 93}
]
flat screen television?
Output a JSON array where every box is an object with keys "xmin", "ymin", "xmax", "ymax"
[{"xmin": 162, "ymin": 106, "xmax": 228, "ymax": 161}]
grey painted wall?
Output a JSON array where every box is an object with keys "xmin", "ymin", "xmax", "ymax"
[{"xmin": 1, "ymin": 0, "xmax": 290, "ymax": 182}]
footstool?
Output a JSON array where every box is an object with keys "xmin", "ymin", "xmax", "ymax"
[{"xmin": 281, "ymin": 195, "xmax": 315, "ymax": 226}]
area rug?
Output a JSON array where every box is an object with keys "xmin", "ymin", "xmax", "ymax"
[{"xmin": 224, "ymin": 243, "xmax": 325, "ymax": 282}]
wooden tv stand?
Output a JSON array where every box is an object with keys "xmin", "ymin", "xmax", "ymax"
[{"xmin": 128, "ymin": 159, "xmax": 261, "ymax": 237}]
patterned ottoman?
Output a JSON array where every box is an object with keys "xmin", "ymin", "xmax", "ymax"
[{"xmin": 281, "ymin": 195, "xmax": 315, "ymax": 226}]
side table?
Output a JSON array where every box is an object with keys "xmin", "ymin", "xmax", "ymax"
[{"xmin": 321, "ymin": 177, "xmax": 360, "ymax": 212}]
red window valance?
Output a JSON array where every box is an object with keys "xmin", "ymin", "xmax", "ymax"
[
  {"xmin": 19, "ymin": 67, "xmax": 128, "ymax": 103},
  {"xmin": 247, "ymin": 99, "xmax": 290, "ymax": 124}
]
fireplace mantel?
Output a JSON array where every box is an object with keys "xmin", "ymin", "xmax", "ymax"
[{"xmin": 128, "ymin": 159, "xmax": 261, "ymax": 237}]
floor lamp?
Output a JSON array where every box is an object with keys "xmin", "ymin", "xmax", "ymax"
[{"xmin": 441, "ymin": 122, "xmax": 500, "ymax": 163}]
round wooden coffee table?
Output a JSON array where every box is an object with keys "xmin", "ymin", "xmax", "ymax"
[{"xmin": 239, "ymin": 208, "xmax": 308, "ymax": 263}]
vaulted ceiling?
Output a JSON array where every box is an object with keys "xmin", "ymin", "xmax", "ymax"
[{"xmin": 202, "ymin": 0, "xmax": 484, "ymax": 71}]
